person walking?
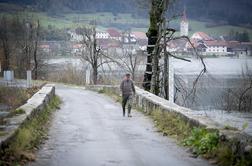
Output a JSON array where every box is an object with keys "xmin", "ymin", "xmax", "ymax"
[{"xmin": 120, "ymin": 73, "xmax": 136, "ymax": 117}]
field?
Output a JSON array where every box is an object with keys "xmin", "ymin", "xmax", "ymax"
[{"xmin": 0, "ymin": 8, "xmax": 252, "ymax": 40}]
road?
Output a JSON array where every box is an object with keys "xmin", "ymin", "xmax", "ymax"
[{"xmin": 29, "ymin": 85, "xmax": 211, "ymax": 166}]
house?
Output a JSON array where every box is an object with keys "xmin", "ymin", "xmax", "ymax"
[
  {"xmin": 191, "ymin": 32, "xmax": 213, "ymax": 41},
  {"xmin": 68, "ymin": 30, "xmax": 83, "ymax": 42},
  {"xmin": 130, "ymin": 31, "xmax": 148, "ymax": 51},
  {"xmin": 72, "ymin": 44, "xmax": 84, "ymax": 54},
  {"xmin": 121, "ymin": 33, "xmax": 137, "ymax": 44},
  {"xmin": 186, "ymin": 39, "xmax": 228, "ymax": 56},
  {"xmin": 38, "ymin": 44, "xmax": 50, "ymax": 53},
  {"xmin": 96, "ymin": 31, "xmax": 110, "ymax": 39},
  {"xmin": 132, "ymin": 31, "xmax": 147, "ymax": 40},
  {"xmin": 107, "ymin": 28, "xmax": 121, "ymax": 41},
  {"xmin": 227, "ymin": 41, "xmax": 252, "ymax": 57},
  {"xmin": 167, "ymin": 39, "xmax": 188, "ymax": 53},
  {"xmin": 204, "ymin": 40, "xmax": 228, "ymax": 55}
]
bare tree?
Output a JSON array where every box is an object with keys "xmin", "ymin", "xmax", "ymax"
[
  {"xmin": 220, "ymin": 65, "xmax": 252, "ymax": 112},
  {"xmin": 0, "ymin": 16, "xmax": 11, "ymax": 71},
  {"xmin": 33, "ymin": 20, "xmax": 40, "ymax": 80},
  {"xmin": 0, "ymin": 16, "xmax": 41, "ymax": 79},
  {"xmin": 76, "ymin": 26, "xmax": 114, "ymax": 85},
  {"xmin": 117, "ymin": 50, "xmax": 144, "ymax": 81}
]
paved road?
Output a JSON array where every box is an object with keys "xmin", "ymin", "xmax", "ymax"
[{"xmin": 29, "ymin": 85, "xmax": 211, "ymax": 166}]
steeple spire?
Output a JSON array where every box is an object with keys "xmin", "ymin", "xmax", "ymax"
[{"xmin": 182, "ymin": 6, "xmax": 187, "ymax": 22}]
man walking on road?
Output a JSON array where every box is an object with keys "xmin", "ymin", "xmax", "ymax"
[{"xmin": 120, "ymin": 73, "xmax": 136, "ymax": 117}]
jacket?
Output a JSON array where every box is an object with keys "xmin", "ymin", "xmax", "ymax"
[{"xmin": 120, "ymin": 79, "xmax": 136, "ymax": 96}]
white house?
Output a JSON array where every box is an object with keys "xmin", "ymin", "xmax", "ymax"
[
  {"xmin": 68, "ymin": 31, "xmax": 83, "ymax": 42},
  {"xmin": 186, "ymin": 39, "xmax": 228, "ymax": 56},
  {"xmin": 96, "ymin": 31, "xmax": 110, "ymax": 39},
  {"xmin": 204, "ymin": 40, "xmax": 228, "ymax": 55}
]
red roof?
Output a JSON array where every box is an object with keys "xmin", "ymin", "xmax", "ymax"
[
  {"xmin": 191, "ymin": 32, "xmax": 213, "ymax": 41},
  {"xmin": 107, "ymin": 29, "xmax": 121, "ymax": 37},
  {"xmin": 204, "ymin": 40, "xmax": 227, "ymax": 47},
  {"xmin": 132, "ymin": 31, "xmax": 147, "ymax": 40},
  {"xmin": 39, "ymin": 45, "xmax": 49, "ymax": 49},
  {"xmin": 73, "ymin": 44, "xmax": 82, "ymax": 49}
]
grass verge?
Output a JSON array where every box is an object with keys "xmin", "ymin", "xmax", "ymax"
[
  {"xmin": 0, "ymin": 95, "xmax": 61, "ymax": 166},
  {"xmin": 137, "ymin": 107, "xmax": 252, "ymax": 166}
]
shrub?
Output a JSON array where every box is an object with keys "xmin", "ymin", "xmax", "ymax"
[{"xmin": 183, "ymin": 128, "xmax": 219, "ymax": 155}]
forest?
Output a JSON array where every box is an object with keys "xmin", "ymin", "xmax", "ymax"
[{"xmin": 1, "ymin": 0, "xmax": 252, "ymax": 26}]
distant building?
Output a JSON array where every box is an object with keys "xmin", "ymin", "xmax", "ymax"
[
  {"xmin": 38, "ymin": 44, "xmax": 50, "ymax": 53},
  {"xmin": 191, "ymin": 32, "xmax": 213, "ymax": 41},
  {"xmin": 180, "ymin": 8, "xmax": 189, "ymax": 37},
  {"xmin": 187, "ymin": 36, "xmax": 228, "ymax": 56},
  {"xmin": 227, "ymin": 41, "xmax": 252, "ymax": 57},
  {"xmin": 131, "ymin": 31, "xmax": 148, "ymax": 51},
  {"xmin": 204, "ymin": 40, "xmax": 228, "ymax": 55},
  {"xmin": 121, "ymin": 33, "xmax": 137, "ymax": 44},
  {"xmin": 96, "ymin": 31, "xmax": 110, "ymax": 39},
  {"xmin": 72, "ymin": 44, "xmax": 84, "ymax": 55},
  {"xmin": 167, "ymin": 39, "xmax": 188, "ymax": 53},
  {"xmin": 68, "ymin": 30, "xmax": 83, "ymax": 42},
  {"xmin": 107, "ymin": 28, "xmax": 121, "ymax": 41}
]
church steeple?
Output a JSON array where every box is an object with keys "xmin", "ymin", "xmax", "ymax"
[
  {"xmin": 180, "ymin": 6, "xmax": 189, "ymax": 36},
  {"xmin": 182, "ymin": 7, "xmax": 188, "ymax": 22}
]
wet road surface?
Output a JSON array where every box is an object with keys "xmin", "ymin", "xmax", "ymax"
[{"xmin": 29, "ymin": 85, "xmax": 211, "ymax": 166}]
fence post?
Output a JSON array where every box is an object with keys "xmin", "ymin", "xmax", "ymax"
[{"xmin": 27, "ymin": 70, "xmax": 32, "ymax": 88}]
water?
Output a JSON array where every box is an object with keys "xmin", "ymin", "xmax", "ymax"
[
  {"xmin": 191, "ymin": 109, "xmax": 252, "ymax": 135},
  {"xmin": 46, "ymin": 56, "xmax": 252, "ymax": 136}
]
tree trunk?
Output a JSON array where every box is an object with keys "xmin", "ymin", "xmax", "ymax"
[
  {"xmin": 142, "ymin": 1, "xmax": 159, "ymax": 91},
  {"xmin": 33, "ymin": 20, "xmax": 40, "ymax": 80},
  {"xmin": 2, "ymin": 39, "xmax": 10, "ymax": 71},
  {"xmin": 163, "ymin": 0, "xmax": 169, "ymax": 100},
  {"xmin": 92, "ymin": 27, "xmax": 98, "ymax": 85}
]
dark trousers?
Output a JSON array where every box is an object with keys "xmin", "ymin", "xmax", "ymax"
[{"xmin": 122, "ymin": 94, "xmax": 133, "ymax": 116}]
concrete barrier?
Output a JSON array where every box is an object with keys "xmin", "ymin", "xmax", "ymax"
[
  {"xmin": 87, "ymin": 85, "xmax": 252, "ymax": 155},
  {"xmin": 0, "ymin": 84, "xmax": 55, "ymax": 149}
]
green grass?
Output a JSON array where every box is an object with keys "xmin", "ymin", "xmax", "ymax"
[
  {"xmin": 138, "ymin": 107, "xmax": 252, "ymax": 166},
  {"xmin": 0, "ymin": 131, "xmax": 7, "ymax": 136},
  {"xmin": 10, "ymin": 109, "xmax": 26, "ymax": 116},
  {"xmin": 0, "ymin": 95, "xmax": 61, "ymax": 164}
]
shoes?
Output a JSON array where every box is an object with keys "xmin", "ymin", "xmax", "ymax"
[{"xmin": 128, "ymin": 114, "xmax": 132, "ymax": 117}]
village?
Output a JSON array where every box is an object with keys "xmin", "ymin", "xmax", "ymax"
[
  {"xmin": 0, "ymin": 1, "xmax": 252, "ymax": 165},
  {"xmin": 38, "ymin": 10, "xmax": 252, "ymax": 58}
]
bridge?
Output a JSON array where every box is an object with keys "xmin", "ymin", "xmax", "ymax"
[{"xmin": 28, "ymin": 84, "xmax": 210, "ymax": 166}]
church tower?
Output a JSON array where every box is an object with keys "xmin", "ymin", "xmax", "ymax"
[{"xmin": 180, "ymin": 8, "xmax": 189, "ymax": 37}]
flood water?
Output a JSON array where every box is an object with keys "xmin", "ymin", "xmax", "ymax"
[{"xmin": 45, "ymin": 56, "xmax": 252, "ymax": 135}]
